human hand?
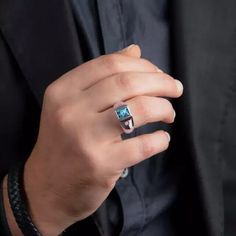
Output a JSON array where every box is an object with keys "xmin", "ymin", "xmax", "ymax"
[{"xmin": 19, "ymin": 45, "xmax": 183, "ymax": 235}]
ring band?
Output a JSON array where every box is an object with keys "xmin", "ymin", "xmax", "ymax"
[{"xmin": 114, "ymin": 102, "xmax": 134, "ymax": 134}]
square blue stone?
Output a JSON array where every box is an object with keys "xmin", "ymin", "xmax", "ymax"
[{"xmin": 116, "ymin": 106, "xmax": 130, "ymax": 120}]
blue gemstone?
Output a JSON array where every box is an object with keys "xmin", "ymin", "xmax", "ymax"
[{"xmin": 116, "ymin": 106, "xmax": 130, "ymax": 119}]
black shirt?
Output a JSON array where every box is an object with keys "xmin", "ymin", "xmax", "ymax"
[{"xmin": 70, "ymin": 1, "xmax": 180, "ymax": 235}]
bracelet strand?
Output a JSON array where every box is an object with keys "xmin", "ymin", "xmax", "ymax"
[{"xmin": 7, "ymin": 162, "xmax": 42, "ymax": 236}]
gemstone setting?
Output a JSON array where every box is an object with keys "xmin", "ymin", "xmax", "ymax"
[
  {"xmin": 115, "ymin": 105, "xmax": 131, "ymax": 120},
  {"xmin": 114, "ymin": 102, "xmax": 134, "ymax": 134}
]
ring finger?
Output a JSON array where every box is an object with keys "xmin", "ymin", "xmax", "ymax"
[{"xmin": 96, "ymin": 95, "xmax": 175, "ymax": 142}]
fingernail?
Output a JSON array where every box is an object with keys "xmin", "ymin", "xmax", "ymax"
[
  {"xmin": 156, "ymin": 67, "xmax": 163, "ymax": 73},
  {"xmin": 173, "ymin": 110, "xmax": 176, "ymax": 122},
  {"xmin": 165, "ymin": 132, "xmax": 171, "ymax": 142},
  {"xmin": 175, "ymin": 80, "xmax": 184, "ymax": 93},
  {"xmin": 119, "ymin": 44, "xmax": 136, "ymax": 52}
]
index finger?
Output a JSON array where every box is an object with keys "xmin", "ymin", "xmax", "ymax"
[{"xmin": 60, "ymin": 49, "xmax": 159, "ymax": 90}]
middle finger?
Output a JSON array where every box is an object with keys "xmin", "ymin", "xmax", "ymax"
[{"xmin": 82, "ymin": 71, "xmax": 183, "ymax": 112}]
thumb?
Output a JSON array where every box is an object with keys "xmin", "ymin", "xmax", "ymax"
[{"xmin": 117, "ymin": 44, "xmax": 141, "ymax": 58}]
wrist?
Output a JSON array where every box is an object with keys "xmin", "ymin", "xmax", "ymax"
[
  {"xmin": 2, "ymin": 176, "xmax": 23, "ymax": 236},
  {"xmin": 23, "ymin": 150, "xmax": 76, "ymax": 235}
]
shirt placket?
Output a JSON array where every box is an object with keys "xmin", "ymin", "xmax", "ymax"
[{"xmin": 96, "ymin": 1, "xmax": 145, "ymax": 235}]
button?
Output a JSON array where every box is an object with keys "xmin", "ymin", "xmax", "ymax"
[{"xmin": 120, "ymin": 168, "xmax": 129, "ymax": 178}]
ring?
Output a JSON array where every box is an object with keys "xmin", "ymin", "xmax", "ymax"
[{"xmin": 114, "ymin": 102, "xmax": 134, "ymax": 134}]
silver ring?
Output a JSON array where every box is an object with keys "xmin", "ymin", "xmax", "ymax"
[
  {"xmin": 114, "ymin": 102, "xmax": 134, "ymax": 134},
  {"xmin": 120, "ymin": 168, "xmax": 129, "ymax": 178}
]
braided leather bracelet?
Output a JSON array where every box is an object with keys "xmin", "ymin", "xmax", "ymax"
[
  {"xmin": 0, "ymin": 179, "xmax": 12, "ymax": 236},
  {"xmin": 7, "ymin": 163, "xmax": 42, "ymax": 236}
]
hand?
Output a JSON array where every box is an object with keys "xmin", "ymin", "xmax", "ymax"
[{"xmin": 10, "ymin": 45, "xmax": 183, "ymax": 235}]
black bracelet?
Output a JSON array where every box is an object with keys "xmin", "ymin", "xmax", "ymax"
[
  {"xmin": 0, "ymin": 178, "xmax": 12, "ymax": 236},
  {"xmin": 7, "ymin": 162, "xmax": 42, "ymax": 236}
]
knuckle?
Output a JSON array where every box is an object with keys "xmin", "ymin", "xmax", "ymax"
[
  {"xmin": 137, "ymin": 96, "xmax": 150, "ymax": 121},
  {"xmin": 54, "ymin": 106, "xmax": 73, "ymax": 127},
  {"xmin": 44, "ymin": 83, "xmax": 57, "ymax": 100},
  {"xmin": 103, "ymin": 54, "xmax": 123, "ymax": 73},
  {"xmin": 44, "ymin": 81, "xmax": 64, "ymax": 103},
  {"xmin": 116, "ymin": 73, "xmax": 136, "ymax": 91},
  {"xmin": 139, "ymin": 135, "xmax": 156, "ymax": 158}
]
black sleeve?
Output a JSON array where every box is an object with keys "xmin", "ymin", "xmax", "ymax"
[
  {"xmin": 0, "ymin": 30, "xmax": 40, "ymax": 182},
  {"xmin": 0, "ymin": 26, "xmax": 40, "ymax": 236}
]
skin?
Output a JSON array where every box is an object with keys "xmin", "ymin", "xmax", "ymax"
[{"xmin": 2, "ymin": 45, "xmax": 183, "ymax": 235}]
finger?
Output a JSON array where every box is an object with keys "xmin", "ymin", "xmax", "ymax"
[
  {"xmin": 96, "ymin": 96, "xmax": 175, "ymax": 142},
  {"xmin": 116, "ymin": 44, "xmax": 141, "ymax": 57},
  {"xmin": 117, "ymin": 45, "xmax": 163, "ymax": 72},
  {"xmin": 83, "ymin": 71, "xmax": 183, "ymax": 112},
  {"xmin": 107, "ymin": 130, "xmax": 170, "ymax": 169},
  {"xmin": 60, "ymin": 48, "xmax": 158, "ymax": 91}
]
